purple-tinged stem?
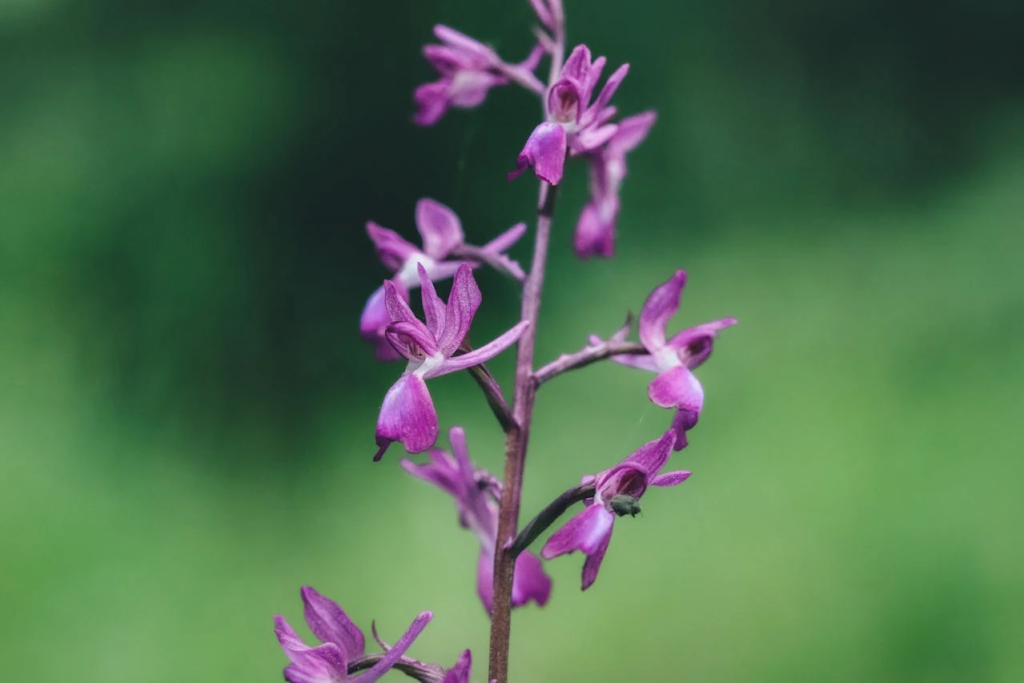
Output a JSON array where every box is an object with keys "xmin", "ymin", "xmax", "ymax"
[
  {"xmin": 464, "ymin": 363, "xmax": 515, "ymax": 433},
  {"xmin": 533, "ymin": 339, "xmax": 647, "ymax": 387},
  {"xmin": 487, "ymin": 182, "xmax": 558, "ymax": 683}
]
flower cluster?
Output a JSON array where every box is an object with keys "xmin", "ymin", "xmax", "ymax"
[{"xmin": 274, "ymin": 1, "xmax": 738, "ymax": 681}]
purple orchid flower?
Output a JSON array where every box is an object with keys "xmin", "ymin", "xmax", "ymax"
[
  {"xmin": 415, "ymin": 26, "xmax": 545, "ymax": 126},
  {"xmin": 602, "ymin": 270, "xmax": 736, "ymax": 450},
  {"xmin": 508, "ymin": 44, "xmax": 630, "ymax": 185},
  {"xmin": 274, "ymin": 586, "xmax": 432, "ymax": 683},
  {"xmin": 360, "ymin": 198, "xmax": 525, "ymax": 361},
  {"xmin": 441, "ymin": 650, "xmax": 473, "ymax": 683},
  {"xmin": 574, "ymin": 110, "xmax": 656, "ymax": 258},
  {"xmin": 541, "ymin": 429, "xmax": 690, "ymax": 590},
  {"xmin": 402, "ymin": 427, "xmax": 552, "ymax": 612},
  {"xmin": 375, "ymin": 264, "xmax": 528, "ymax": 459}
]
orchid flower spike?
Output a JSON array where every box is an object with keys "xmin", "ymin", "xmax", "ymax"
[
  {"xmin": 402, "ymin": 427, "xmax": 552, "ymax": 611},
  {"xmin": 415, "ymin": 26, "xmax": 545, "ymax": 126},
  {"xmin": 602, "ymin": 270, "xmax": 736, "ymax": 449},
  {"xmin": 574, "ymin": 111, "xmax": 656, "ymax": 258},
  {"xmin": 375, "ymin": 264, "xmax": 528, "ymax": 459},
  {"xmin": 541, "ymin": 430, "xmax": 690, "ymax": 589},
  {"xmin": 274, "ymin": 586, "xmax": 432, "ymax": 683},
  {"xmin": 509, "ymin": 44, "xmax": 630, "ymax": 185},
  {"xmin": 360, "ymin": 198, "xmax": 525, "ymax": 360}
]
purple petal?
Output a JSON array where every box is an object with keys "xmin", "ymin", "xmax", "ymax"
[
  {"xmin": 384, "ymin": 321, "xmax": 440, "ymax": 361},
  {"xmin": 360, "ymin": 285, "xmax": 403, "ymax": 361},
  {"xmin": 561, "ymin": 45, "xmax": 593, "ymax": 83},
  {"xmin": 482, "ymin": 222, "xmax": 526, "ymax": 254},
  {"xmin": 448, "ymin": 71, "xmax": 507, "ymax": 108},
  {"xmin": 416, "ymin": 264, "xmax": 447, "ymax": 338},
  {"xmin": 623, "ymin": 429, "xmax": 676, "ymax": 476},
  {"xmin": 582, "ymin": 63, "xmax": 629, "ymax": 127},
  {"xmin": 652, "ymin": 469, "xmax": 691, "ymax": 487},
  {"xmin": 435, "ymin": 264, "xmax": 482, "ymax": 356},
  {"xmin": 573, "ymin": 197, "xmax": 618, "ymax": 259},
  {"xmin": 547, "ymin": 79, "xmax": 582, "ymax": 124},
  {"xmin": 541, "ymin": 504, "xmax": 614, "ymax": 558},
  {"xmin": 442, "ymin": 650, "xmax": 473, "ymax": 683},
  {"xmin": 607, "ymin": 110, "xmax": 657, "ymax": 155},
  {"xmin": 400, "ymin": 449, "xmax": 460, "ymax": 498},
  {"xmin": 415, "ymin": 198, "xmax": 464, "ymax": 260},
  {"xmin": 476, "ymin": 546, "xmax": 496, "ymax": 612},
  {"xmin": 413, "ymin": 80, "xmax": 450, "ymax": 126},
  {"xmin": 571, "ymin": 123, "xmax": 619, "ymax": 155},
  {"xmin": 356, "ymin": 612, "xmax": 433, "ymax": 683},
  {"xmin": 670, "ymin": 407, "xmax": 699, "ymax": 450},
  {"xmin": 434, "ymin": 25, "xmax": 498, "ymax": 66},
  {"xmin": 384, "ymin": 280, "xmax": 420, "ymax": 326},
  {"xmin": 508, "ymin": 122, "xmax": 567, "ymax": 185},
  {"xmin": 301, "ymin": 586, "xmax": 365, "ymax": 660},
  {"xmin": 275, "ymin": 615, "xmax": 348, "ymax": 683},
  {"xmin": 375, "ymin": 374, "xmax": 439, "ymax": 458},
  {"xmin": 580, "ymin": 525, "xmax": 612, "ymax": 590},
  {"xmin": 512, "ymin": 550, "xmax": 552, "ymax": 607},
  {"xmin": 648, "ymin": 365, "xmax": 704, "ymax": 414},
  {"xmin": 366, "ymin": 222, "xmax": 418, "ymax": 271},
  {"xmin": 639, "ymin": 270, "xmax": 687, "ymax": 351},
  {"xmin": 430, "ymin": 320, "xmax": 528, "ymax": 377},
  {"xmin": 667, "ymin": 317, "xmax": 738, "ymax": 368},
  {"xmin": 596, "ymin": 462, "xmax": 649, "ymax": 500}
]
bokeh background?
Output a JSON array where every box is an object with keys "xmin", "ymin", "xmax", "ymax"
[{"xmin": 3, "ymin": 0, "xmax": 1023, "ymax": 681}]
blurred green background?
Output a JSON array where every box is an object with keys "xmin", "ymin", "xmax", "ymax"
[{"xmin": 2, "ymin": 0, "xmax": 1023, "ymax": 681}]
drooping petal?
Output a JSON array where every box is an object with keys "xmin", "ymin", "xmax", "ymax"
[
  {"xmin": 508, "ymin": 122, "xmax": 567, "ymax": 185},
  {"xmin": 476, "ymin": 546, "xmax": 496, "ymax": 612},
  {"xmin": 430, "ymin": 320, "xmax": 529, "ymax": 377},
  {"xmin": 366, "ymin": 222, "xmax": 419, "ymax": 271},
  {"xmin": 512, "ymin": 550, "xmax": 552, "ymax": 607},
  {"xmin": 435, "ymin": 264, "xmax": 482, "ymax": 356},
  {"xmin": 300, "ymin": 587, "xmax": 365, "ymax": 661},
  {"xmin": 355, "ymin": 612, "xmax": 433, "ymax": 683},
  {"xmin": 541, "ymin": 504, "xmax": 615, "ymax": 558},
  {"xmin": 580, "ymin": 524, "xmax": 612, "ymax": 590},
  {"xmin": 415, "ymin": 198, "xmax": 464, "ymax": 260},
  {"xmin": 652, "ymin": 469, "xmax": 692, "ymax": 487},
  {"xmin": 667, "ymin": 317, "xmax": 738, "ymax": 368},
  {"xmin": 442, "ymin": 650, "xmax": 473, "ymax": 683},
  {"xmin": 573, "ymin": 195, "xmax": 619, "ymax": 259},
  {"xmin": 413, "ymin": 80, "xmax": 451, "ymax": 126},
  {"xmin": 416, "ymin": 264, "xmax": 447, "ymax": 338},
  {"xmin": 360, "ymin": 284, "xmax": 403, "ymax": 361},
  {"xmin": 623, "ymin": 429, "xmax": 676, "ymax": 476},
  {"xmin": 648, "ymin": 365, "xmax": 704, "ymax": 413},
  {"xmin": 670, "ymin": 407, "xmax": 699, "ymax": 450},
  {"xmin": 375, "ymin": 374, "xmax": 439, "ymax": 458},
  {"xmin": 639, "ymin": 270, "xmax": 687, "ymax": 351}
]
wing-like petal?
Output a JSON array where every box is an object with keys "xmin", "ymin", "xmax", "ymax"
[
  {"xmin": 623, "ymin": 429, "xmax": 676, "ymax": 476},
  {"xmin": 442, "ymin": 650, "xmax": 473, "ymax": 683},
  {"xmin": 652, "ymin": 469, "xmax": 692, "ymax": 487},
  {"xmin": 360, "ymin": 284, "xmax": 403, "ymax": 361},
  {"xmin": 301, "ymin": 587, "xmax": 365, "ymax": 661},
  {"xmin": 416, "ymin": 198, "xmax": 464, "ymax": 260},
  {"xmin": 639, "ymin": 270, "xmax": 687, "ymax": 350},
  {"xmin": 366, "ymin": 222, "xmax": 419, "ymax": 271},
  {"xmin": 416, "ymin": 263, "xmax": 447, "ymax": 338},
  {"xmin": 436, "ymin": 264, "xmax": 482, "ymax": 357},
  {"xmin": 430, "ymin": 321, "xmax": 529, "ymax": 377},
  {"xmin": 666, "ymin": 317, "xmax": 738, "ymax": 368}
]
